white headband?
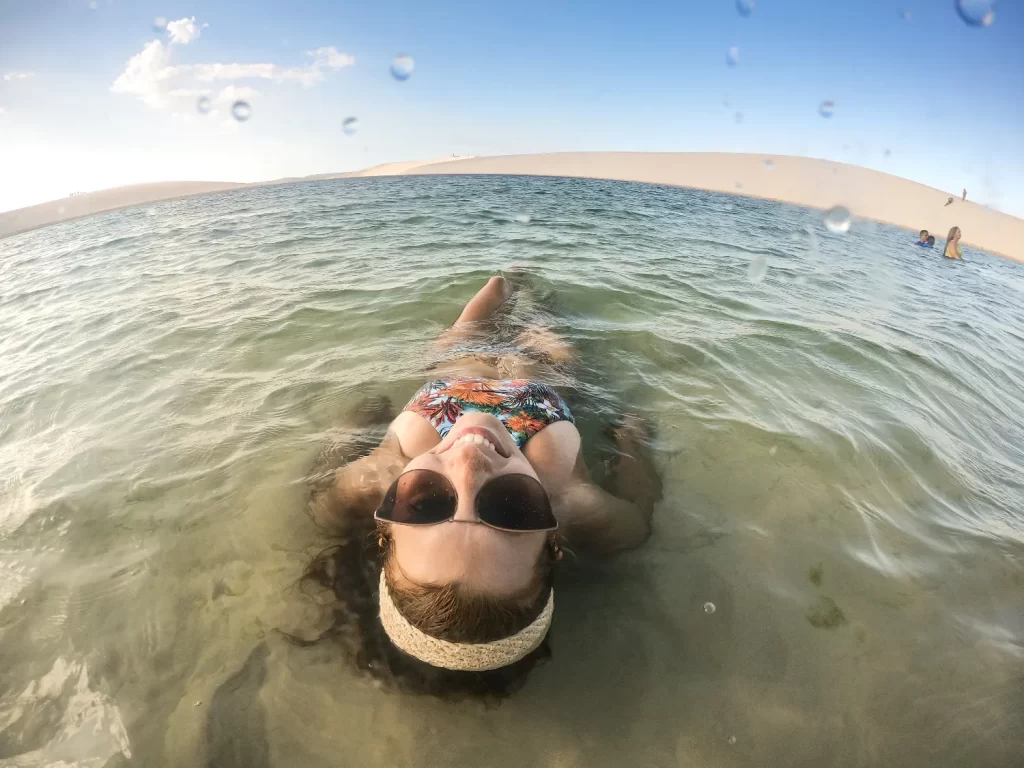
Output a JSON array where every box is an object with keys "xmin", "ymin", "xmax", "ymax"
[{"xmin": 378, "ymin": 571, "xmax": 554, "ymax": 672}]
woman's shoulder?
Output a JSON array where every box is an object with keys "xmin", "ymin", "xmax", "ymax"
[
  {"xmin": 388, "ymin": 410, "xmax": 442, "ymax": 457},
  {"xmin": 523, "ymin": 420, "xmax": 581, "ymax": 494}
]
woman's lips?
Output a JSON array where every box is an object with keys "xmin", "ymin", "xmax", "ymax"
[{"xmin": 439, "ymin": 425, "xmax": 510, "ymax": 458}]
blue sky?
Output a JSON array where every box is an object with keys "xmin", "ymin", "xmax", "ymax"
[{"xmin": 1, "ymin": 0, "xmax": 1022, "ymax": 215}]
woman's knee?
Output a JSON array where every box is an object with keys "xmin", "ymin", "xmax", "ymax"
[{"xmin": 481, "ymin": 274, "xmax": 509, "ymax": 303}]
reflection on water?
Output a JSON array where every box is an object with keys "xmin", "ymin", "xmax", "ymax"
[{"xmin": 1, "ymin": 176, "xmax": 1022, "ymax": 766}]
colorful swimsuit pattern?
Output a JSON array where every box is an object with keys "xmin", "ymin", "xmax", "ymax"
[{"xmin": 404, "ymin": 378, "xmax": 574, "ymax": 448}]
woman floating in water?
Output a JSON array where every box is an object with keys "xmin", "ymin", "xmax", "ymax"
[
  {"xmin": 303, "ymin": 274, "xmax": 662, "ymax": 698},
  {"xmin": 944, "ymin": 226, "xmax": 963, "ymax": 260}
]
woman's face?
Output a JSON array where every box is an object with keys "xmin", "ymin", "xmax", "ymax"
[{"xmin": 387, "ymin": 412, "xmax": 547, "ymax": 596}]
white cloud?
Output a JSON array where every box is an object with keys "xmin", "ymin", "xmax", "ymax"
[
  {"xmin": 166, "ymin": 16, "xmax": 206, "ymax": 45},
  {"xmin": 309, "ymin": 47, "xmax": 355, "ymax": 70},
  {"xmin": 3, "ymin": 72, "xmax": 34, "ymax": 81},
  {"xmin": 110, "ymin": 40, "xmax": 177, "ymax": 108},
  {"xmin": 111, "ymin": 33, "xmax": 354, "ymax": 111}
]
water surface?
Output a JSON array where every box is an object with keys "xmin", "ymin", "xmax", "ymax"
[{"xmin": 1, "ymin": 176, "xmax": 1022, "ymax": 767}]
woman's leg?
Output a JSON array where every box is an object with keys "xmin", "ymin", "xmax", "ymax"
[
  {"xmin": 429, "ymin": 277, "xmax": 513, "ymax": 377},
  {"xmin": 452, "ymin": 276, "xmax": 512, "ymax": 327},
  {"xmin": 514, "ymin": 326, "xmax": 576, "ymax": 364}
]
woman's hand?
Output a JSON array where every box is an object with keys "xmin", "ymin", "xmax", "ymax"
[{"xmin": 608, "ymin": 415, "xmax": 663, "ymax": 520}]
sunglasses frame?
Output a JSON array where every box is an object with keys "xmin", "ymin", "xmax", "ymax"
[{"xmin": 374, "ymin": 468, "xmax": 559, "ymax": 533}]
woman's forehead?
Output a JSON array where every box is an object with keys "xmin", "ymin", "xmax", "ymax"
[{"xmin": 390, "ymin": 522, "xmax": 544, "ymax": 594}]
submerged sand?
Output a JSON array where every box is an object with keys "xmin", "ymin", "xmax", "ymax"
[{"xmin": 2, "ymin": 153, "xmax": 1020, "ymax": 261}]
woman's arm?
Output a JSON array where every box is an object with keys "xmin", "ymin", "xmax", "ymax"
[
  {"xmin": 551, "ymin": 418, "xmax": 663, "ymax": 554},
  {"xmin": 310, "ymin": 434, "xmax": 409, "ymax": 532}
]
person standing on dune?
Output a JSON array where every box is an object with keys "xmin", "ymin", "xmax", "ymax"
[{"xmin": 962, "ymin": 188, "xmax": 967, "ymax": 202}]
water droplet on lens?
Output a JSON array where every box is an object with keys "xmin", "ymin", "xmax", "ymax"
[
  {"xmin": 818, "ymin": 100, "xmax": 835, "ymax": 118},
  {"xmin": 737, "ymin": 0, "xmax": 755, "ymax": 17},
  {"xmin": 884, "ymin": 148, "xmax": 891, "ymax": 157},
  {"xmin": 153, "ymin": 16, "xmax": 167, "ymax": 33},
  {"xmin": 769, "ymin": 446, "xmax": 778, "ymax": 456},
  {"xmin": 735, "ymin": 111, "xmax": 744, "ymax": 124},
  {"xmin": 763, "ymin": 158, "xmax": 774, "ymax": 170},
  {"xmin": 823, "ymin": 205, "xmax": 852, "ymax": 233},
  {"xmin": 514, "ymin": 213, "xmax": 531, "ymax": 223},
  {"xmin": 342, "ymin": 116, "xmax": 359, "ymax": 135},
  {"xmin": 902, "ymin": 9, "xmax": 912, "ymax": 21},
  {"xmin": 231, "ymin": 100, "xmax": 251, "ymax": 122},
  {"xmin": 726, "ymin": 46, "xmax": 740, "ymax": 67},
  {"xmin": 806, "ymin": 225, "xmax": 820, "ymax": 259},
  {"xmin": 196, "ymin": 96, "xmax": 211, "ymax": 115},
  {"xmin": 57, "ymin": 205, "xmax": 66, "ymax": 215},
  {"xmin": 748, "ymin": 254, "xmax": 768, "ymax": 283},
  {"xmin": 955, "ymin": 0, "xmax": 995, "ymax": 27},
  {"xmin": 390, "ymin": 54, "xmax": 415, "ymax": 81},
  {"xmin": 88, "ymin": 1, "xmax": 97, "ymax": 9},
  {"xmin": 703, "ymin": 602, "xmax": 716, "ymax": 614},
  {"xmin": 728, "ymin": 736, "xmax": 738, "ymax": 746}
]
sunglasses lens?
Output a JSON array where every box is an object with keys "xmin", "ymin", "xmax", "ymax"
[
  {"xmin": 378, "ymin": 470, "xmax": 457, "ymax": 525},
  {"xmin": 476, "ymin": 474, "xmax": 556, "ymax": 531}
]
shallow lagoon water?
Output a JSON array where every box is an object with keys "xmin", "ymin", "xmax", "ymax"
[{"xmin": 1, "ymin": 175, "xmax": 1022, "ymax": 767}]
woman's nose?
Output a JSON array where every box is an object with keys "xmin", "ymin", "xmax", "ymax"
[{"xmin": 446, "ymin": 444, "xmax": 495, "ymax": 520}]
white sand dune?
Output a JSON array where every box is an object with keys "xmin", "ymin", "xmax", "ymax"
[
  {"xmin": 0, "ymin": 158, "xmax": 473, "ymax": 239},
  {"xmin": 342, "ymin": 155, "xmax": 476, "ymax": 177},
  {"xmin": 2, "ymin": 152, "xmax": 1020, "ymax": 261},
  {"xmin": 407, "ymin": 153, "xmax": 1023, "ymax": 262},
  {"xmin": 0, "ymin": 181, "xmax": 245, "ymax": 239}
]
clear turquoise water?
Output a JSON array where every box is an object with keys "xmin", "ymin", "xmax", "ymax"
[{"xmin": 1, "ymin": 176, "xmax": 1022, "ymax": 767}]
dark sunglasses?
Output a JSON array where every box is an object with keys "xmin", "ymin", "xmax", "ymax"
[{"xmin": 374, "ymin": 469, "xmax": 558, "ymax": 532}]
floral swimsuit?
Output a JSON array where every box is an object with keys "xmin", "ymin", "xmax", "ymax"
[{"xmin": 404, "ymin": 378, "xmax": 574, "ymax": 448}]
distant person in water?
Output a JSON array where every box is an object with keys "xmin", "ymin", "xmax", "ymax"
[
  {"xmin": 926, "ymin": 235, "xmax": 936, "ymax": 248},
  {"xmin": 944, "ymin": 226, "xmax": 963, "ymax": 260},
  {"xmin": 303, "ymin": 274, "xmax": 662, "ymax": 698},
  {"xmin": 917, "ymin": 229, "xmax": 929, "ymax": 246}
]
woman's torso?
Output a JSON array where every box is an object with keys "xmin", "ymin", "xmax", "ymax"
[
  {"xmin": 388, "ymin": 377, "xmax": 583, "ymax": 493},
  {"xmin": 404, "ymin": 377, "xmax": 573, "ymax": 446}
]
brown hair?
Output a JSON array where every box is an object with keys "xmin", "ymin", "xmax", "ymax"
[
  {"xmin": 946, "ymin": 226, "xmax": 960, "ymax": 242},
  {"xmin": 380, "ymin": 525, "xmax": 555, "ymax": 642}
]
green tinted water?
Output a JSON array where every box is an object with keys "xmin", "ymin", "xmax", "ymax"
[{"xmin": 1, "ymin": 176, "xmax": 1022, "ymax": 766}]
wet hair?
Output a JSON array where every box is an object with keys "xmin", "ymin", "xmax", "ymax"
[
  {"xmin": 920, "ymin": 230, "xmax": 928, "ymax": 238},
  {"xmin": 296, "ymin": 490, "xmax": 554, "ymax": 701},
  {"xmin": 926, "ymin": 235, "xmax": 935, "ymax": 246}
]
